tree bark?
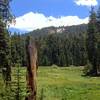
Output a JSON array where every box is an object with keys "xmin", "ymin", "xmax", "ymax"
[{"xmin": 25, "ymin": 37, "xmax": 38, "ymax": 100}]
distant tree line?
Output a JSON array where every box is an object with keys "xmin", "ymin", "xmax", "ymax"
[
  {"xmin": 10, "ymin": 25, "xmax": 87, "ymax": 67},
  {"xmin": 10, "ymin": 26, "xmax": 87, "ymax": 67}
]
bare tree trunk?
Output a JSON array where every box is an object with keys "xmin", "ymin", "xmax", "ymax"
[{"xmin": 25, "ymin": 36, "xmax": 38, "ymax": 100}]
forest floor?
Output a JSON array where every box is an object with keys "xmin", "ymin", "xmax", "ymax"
[{"xmin": 0, "ymin": 66, "xmax": 100, "ymax": 100}]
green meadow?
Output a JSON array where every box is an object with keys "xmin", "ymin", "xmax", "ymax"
[
  {"xmin": 37, "ymin": 66, "xmax": 100, "ymax": 100},
  {"xmin": 0, "ymin": 66, "xmax": 100, "ymax": 100}
]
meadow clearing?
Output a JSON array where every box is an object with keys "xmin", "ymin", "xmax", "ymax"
[
  {"xmin": 37, "ymin": 66, "xmax": 100, "ymax": 100},
  {"xmin": 0, "ymin": 66, "xmax": 100, "ymax": 100}
]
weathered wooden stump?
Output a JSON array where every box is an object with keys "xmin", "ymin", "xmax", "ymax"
[{"xmin": 25, "ymin": 36, "xmax": 38, "ymax": 100}]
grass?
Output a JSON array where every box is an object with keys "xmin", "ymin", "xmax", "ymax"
[
  {"xmin": 0, "ymin": 66, "xmax": 100, "ymax": 100},
  {"xmin": 37, "ymin": 66, "xmax": 100, "ymax": 100}
]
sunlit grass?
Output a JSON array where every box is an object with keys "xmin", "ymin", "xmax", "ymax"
[
  {"xmin": 37, "ymin": 66, "xmax": 100, "ymax": 100},
  {"xmin": 0, "ymin": 66, "xmax": 100, "ymax": 100}
]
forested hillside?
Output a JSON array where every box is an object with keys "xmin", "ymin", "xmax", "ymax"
[
  {"xmin": 11, "ymin": 24, "xmax": 88, "ymax": 66},
  {"xmin": 27, "ymin": 24, "xmax": 87, "ymax": 37}
]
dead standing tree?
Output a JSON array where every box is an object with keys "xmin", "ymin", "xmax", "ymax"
[{"xmin": 25, "ymin": 36, "xmax": 38, "ymax": 100}]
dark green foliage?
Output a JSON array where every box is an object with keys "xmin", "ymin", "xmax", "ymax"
[
  {"xmin": 11, "ymin": 33, "xmax": 26, "ymax": 66},
  {"xmin": 28, "ymin": 25, "xmax": 87, "ymax": 38},
  {"xmin": 11, "ymin": 64, "xmax": 27, "ymax": 100},
  {"xmin": 0, "ymin": 0, "xmax": 13, "ymax": 85},
  {"xmin": 0, "ymin": 65, "xmax": 27, "ymax": 100},
  {"xmin": 0, "ymin": 16, "xmax": 11, "ymax": 83},
  {"xmin": 96, "ymin": 6, "xmax": 100, "ymax": 72},
  {"xmin": 86, "ymin": 7, "xmax": 99, "ymax": 76},
  {"xmin": 38, "ymin": 33, "xmax": 87, "ymax": 66},
  {"xmin": 11, "ymin": 25, "xmax": 88, "ymax": 67},
  {"xmin": 97, "ymin": 6, "xmax": 100, "ymax": 32},
  {"xmin": 0, "ymin": 0, "xmax": 13, "ymax": 21}
]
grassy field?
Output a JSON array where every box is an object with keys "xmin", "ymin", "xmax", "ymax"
[
  {"xmin": 37, "ymin": 66, "xmax": 100, "ymax": 100},
  {"xmin": 0, "ymin": 66, "xmax": 100, "ymax": 100}
]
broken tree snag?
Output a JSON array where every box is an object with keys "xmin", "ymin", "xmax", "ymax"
[{"xmin": 25, "ymin": 36, "xmax": 38, "ymax": 100}]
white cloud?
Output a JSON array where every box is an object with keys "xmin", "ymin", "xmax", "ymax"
[
  {"xmin": 74, "ymin": 0, "xmax": 98, "ymax": 6},
  {"xmin": 10, "ymin": 12, "xmax": 89, "ymax": 32}
]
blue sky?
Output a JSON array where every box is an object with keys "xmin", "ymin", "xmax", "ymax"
[
  {"xmin": 10, "ymin": 0, "xmax": 89, "ymax": 18},
  {"xmin": 10, "ymin": 0, "xmax": 99, "ymax": 32}
]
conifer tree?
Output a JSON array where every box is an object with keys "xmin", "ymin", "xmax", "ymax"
[
  {"xmin": 97, "ymin": 6, "xmax": 100, "ymax": 32},
  {"xmin": 96, "ymin": 6, "xmax": 100, "ymax": 72},
  {"xmin": 0, "ymin": 16, "xmax": 11, "ymax": 84},
  {"xmin": 11, "ymin": 63, "xmax": 27, "ymax": 100},
  {"xmin": 86, "ymin": 7, "xmax": 98, "ymax": 76}
]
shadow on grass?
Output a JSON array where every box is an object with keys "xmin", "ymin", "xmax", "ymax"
[
  {"xmin": 40, "ymin": 88, "xmax": 44, "ymax": 100},
  {"xmin": 81, "ymin": 72, "xmax": 100, "ymax": 77}
]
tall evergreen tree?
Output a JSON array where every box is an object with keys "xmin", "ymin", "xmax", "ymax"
[
  {"xmin": 0, "ymin": 0, "xmax": 13, "ymax": 84},
  {"xmin": 86, "ymin": 7, "xmax": 98, "ymax": 76},
  {"xmin": 97, "ymin": 6, "xmax": 100, "ymax": 32},
  {"xmin": 0, "ymin": 16, "xmax": 11, "ymax": 83},
  {"xmin": 96, "ymin": 6, "xmax": 100, "ymax": 72}
]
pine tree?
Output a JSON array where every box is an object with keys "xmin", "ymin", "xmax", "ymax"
[
  {"xmin": 0, "ymin": 0, "xmax": 14, "ymax": 83},
  {"xmin": 96, "ymin": 6, "xmax": 100, "ymax": 73},
  {"xmin": 0, "ymin": 1, "xmax": 14, "ymax": 99},
  {"xmin": 97, "ymin": 6, "xmax": 100, "ymax": 32},
  {"xmin": 86, "ymin": 7, "xmax": 98, "ymax": 76},
  {"xmin": 0, "ymin": 16, "xmax": 11, "ymax": 84},
  {"xmin": 0, "ymin": 0, "xmax": 13, "ymax": 21},
  {"xmin": 11, "ymin": 63, "xmax": 27, "ymax": 100}
]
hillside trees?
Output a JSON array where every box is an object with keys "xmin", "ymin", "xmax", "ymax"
[
  {"xmin": 37, "ymin": 33, "xmax": 87, "ymax": 66},
  {"xmin": 10, "ymin": 25, "xmax": 88, "ymax": 67},
  {"xmin": 11, "ymin": 33, "xmax": 26, "ymax": 66}
]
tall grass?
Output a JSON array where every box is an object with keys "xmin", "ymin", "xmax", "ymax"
[{"xmin": 0, "ymin": 66, "xmax": 100, "ymax": 100}]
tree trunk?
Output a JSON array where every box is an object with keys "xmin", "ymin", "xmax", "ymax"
[{"xmin": 25, "ymin": 37, "xmax": 38, "ymax": 100}]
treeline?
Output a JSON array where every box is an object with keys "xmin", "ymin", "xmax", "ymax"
[
  {"xmin": 38, "ymin": 33, "xmax": 87, "ymax": 66},
  {"xmin": 11, "ymin": 25, "xmax": 87, "ymax": 67}
]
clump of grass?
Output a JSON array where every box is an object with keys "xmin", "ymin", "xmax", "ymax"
[
  {"xmin": 51, "ymin": 64, "xmax": 59, "ymax": 69},
  {"xmin": 39, "ymin": 88, "xmax": 44, "ymax": 100},
  {"xmin": 83, "ymin": 62, "xmax": 92, "ymax": 75}
]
